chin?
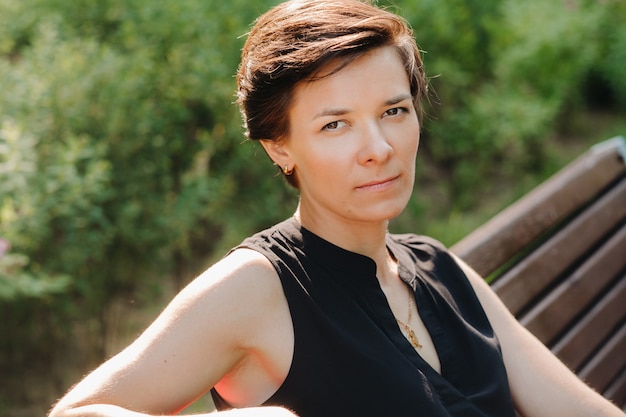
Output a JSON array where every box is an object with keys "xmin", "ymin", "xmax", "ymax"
[{"xmin": 360, "ymin": 202, "xmax": 408, "ymax": 223}]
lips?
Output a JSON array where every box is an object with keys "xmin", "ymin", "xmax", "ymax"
[{"xmin": 356, "ymin": 175, "xmax": 400, "ymax": 190}]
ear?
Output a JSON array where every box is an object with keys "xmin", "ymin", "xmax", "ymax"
[{"xmin": 260, "ymin": 138, "xmax": 293, "ymax": 169}]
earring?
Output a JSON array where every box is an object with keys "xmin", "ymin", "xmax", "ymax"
[{"xmin": 282, "ymin": 165, "xmax": 294, "ymax": 176}]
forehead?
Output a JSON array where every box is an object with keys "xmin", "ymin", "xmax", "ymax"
[{"xmin": 290, "ymin": 46, "xmax": 411, "ymax": 116}]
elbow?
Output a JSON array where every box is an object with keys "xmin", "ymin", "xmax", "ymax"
[
  {"xmin": 47, "ymin": 404, "xmax": 67, "ymax": 417},
  {"xmin": 48, "ymin": 399, "xmax": 77, "ymax": 417}
]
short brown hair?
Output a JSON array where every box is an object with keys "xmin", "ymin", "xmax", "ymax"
[{"xmin": 237, "ymin": 0, "xmax": 428, "ymax": 184}]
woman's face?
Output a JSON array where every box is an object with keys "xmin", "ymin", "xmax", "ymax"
[{"xmin": 265, "ymin": 46, "xmax": 420, "ymax": 227}]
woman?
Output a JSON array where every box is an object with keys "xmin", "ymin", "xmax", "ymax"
[{"xmin": 49, "ymin": 1, "xmax": 623, "ymax": 416}]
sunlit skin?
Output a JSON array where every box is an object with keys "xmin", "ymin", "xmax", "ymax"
[{"xmin": 262, "ymin": 46, "xmax": 420, "ymax": 257}]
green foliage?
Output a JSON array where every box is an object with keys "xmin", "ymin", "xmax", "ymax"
[
  {"xmin": 0, "ymin": 0, "xmax": 290, "ymax": 367},
  {"xmin": 594, "ymin": 0, "xmax": 626, "ymax": 108},
  {"xmin": 0, "ymin": 253, "xmax": 70, "ymax": 300}
]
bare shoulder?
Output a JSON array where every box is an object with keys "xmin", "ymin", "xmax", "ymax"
[
  {"xmin": 184, "ymin": 247, "xmax": 281, "ymax": 303},
  {"xmin": 172, "ymin": 247, "xmax": 286, "ymax": 344}
]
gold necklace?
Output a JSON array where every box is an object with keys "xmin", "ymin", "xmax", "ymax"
[{"xmin": 395, "ymin": 284, "xmax": 423, "ymax": 349}]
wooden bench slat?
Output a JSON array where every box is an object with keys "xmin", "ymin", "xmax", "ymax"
[
  {"xmin": 551, "ymin": 274, "xmax": 626, "ymax": 370},
  {"xmin": 492, "ymin": 179, "xmax": 626, "ymax": 315},
  {"xmin": 452, "ymin": 137, "xmax": 626, "ymax": 277},
  {"xmin": 519, "ymin": 225, "xmax": 626, "ymax": 344},
  {"xmin": 577, "ymin": 322, "xmax": 626, "ymax": 394},
  {"xmin": 602, "ymin": 368, "xmax": 626, "ymax": 410}
]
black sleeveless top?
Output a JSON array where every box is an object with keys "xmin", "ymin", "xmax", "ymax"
[{"xmin": 212, "ymin": 218, "xmax": 516, "ymax": 417}]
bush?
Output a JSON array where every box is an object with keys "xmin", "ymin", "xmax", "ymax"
[{"xmin": 0, "ymin": 0, "xmax": 293, "ymax": 367}]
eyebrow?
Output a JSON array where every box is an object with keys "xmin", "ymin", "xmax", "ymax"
[
  {"xmin": 385, "ymin": 93, "xmax": 413, "ymax": 106},
  {"xmin": 312, "ymin": 93, "xmax": 413, "ymax": 120}
]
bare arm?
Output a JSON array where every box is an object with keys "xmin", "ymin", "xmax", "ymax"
[
  {"xmin": 48, "ymin": 249, "xmax": 297, "ymax": 417},
  {"xmin": 55, "ymin": 404, "xmax": 297, "ymax": 417},
  {"xmin": 451, "ymin": 254, "xmax": 623, "ymax": 417}
]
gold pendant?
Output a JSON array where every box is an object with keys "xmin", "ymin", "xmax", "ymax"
[{"xmin": 408, "ymin": 329, "xmax": 423, "ymax": 349}]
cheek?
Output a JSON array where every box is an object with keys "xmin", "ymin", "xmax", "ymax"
[
  {"xmin": 298, "ymin": 150, "xmax": 345, "ymax": 186},
  {"xmin": 397, "ymin": 127, "xmax": 420, "ymax": 161},
  {"xmin": 304, "ymin": 141, "xmax": 355, "ymax": 170}
]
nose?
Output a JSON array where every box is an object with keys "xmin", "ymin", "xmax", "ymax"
[{"xmin": 357, "ymin": 121, "xmax": 393, "ymax": 165}]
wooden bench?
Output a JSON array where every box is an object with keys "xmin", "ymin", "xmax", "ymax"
[{"xmin": 451, "ymin": 136, "xmax": 626, "ymax": 408}]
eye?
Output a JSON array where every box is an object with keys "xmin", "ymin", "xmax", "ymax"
[
  {"xmin": 384, "ymin": 107, "xmax": 408, "ymax": 117},
  {"xmin": 321, "ymin": 120, "xmax": 347, "ymax": 131}
]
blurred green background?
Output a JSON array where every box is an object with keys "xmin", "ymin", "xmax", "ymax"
[{"xmin": 0, "ymin": 0, "xmax": 624, "ymax": 415}]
